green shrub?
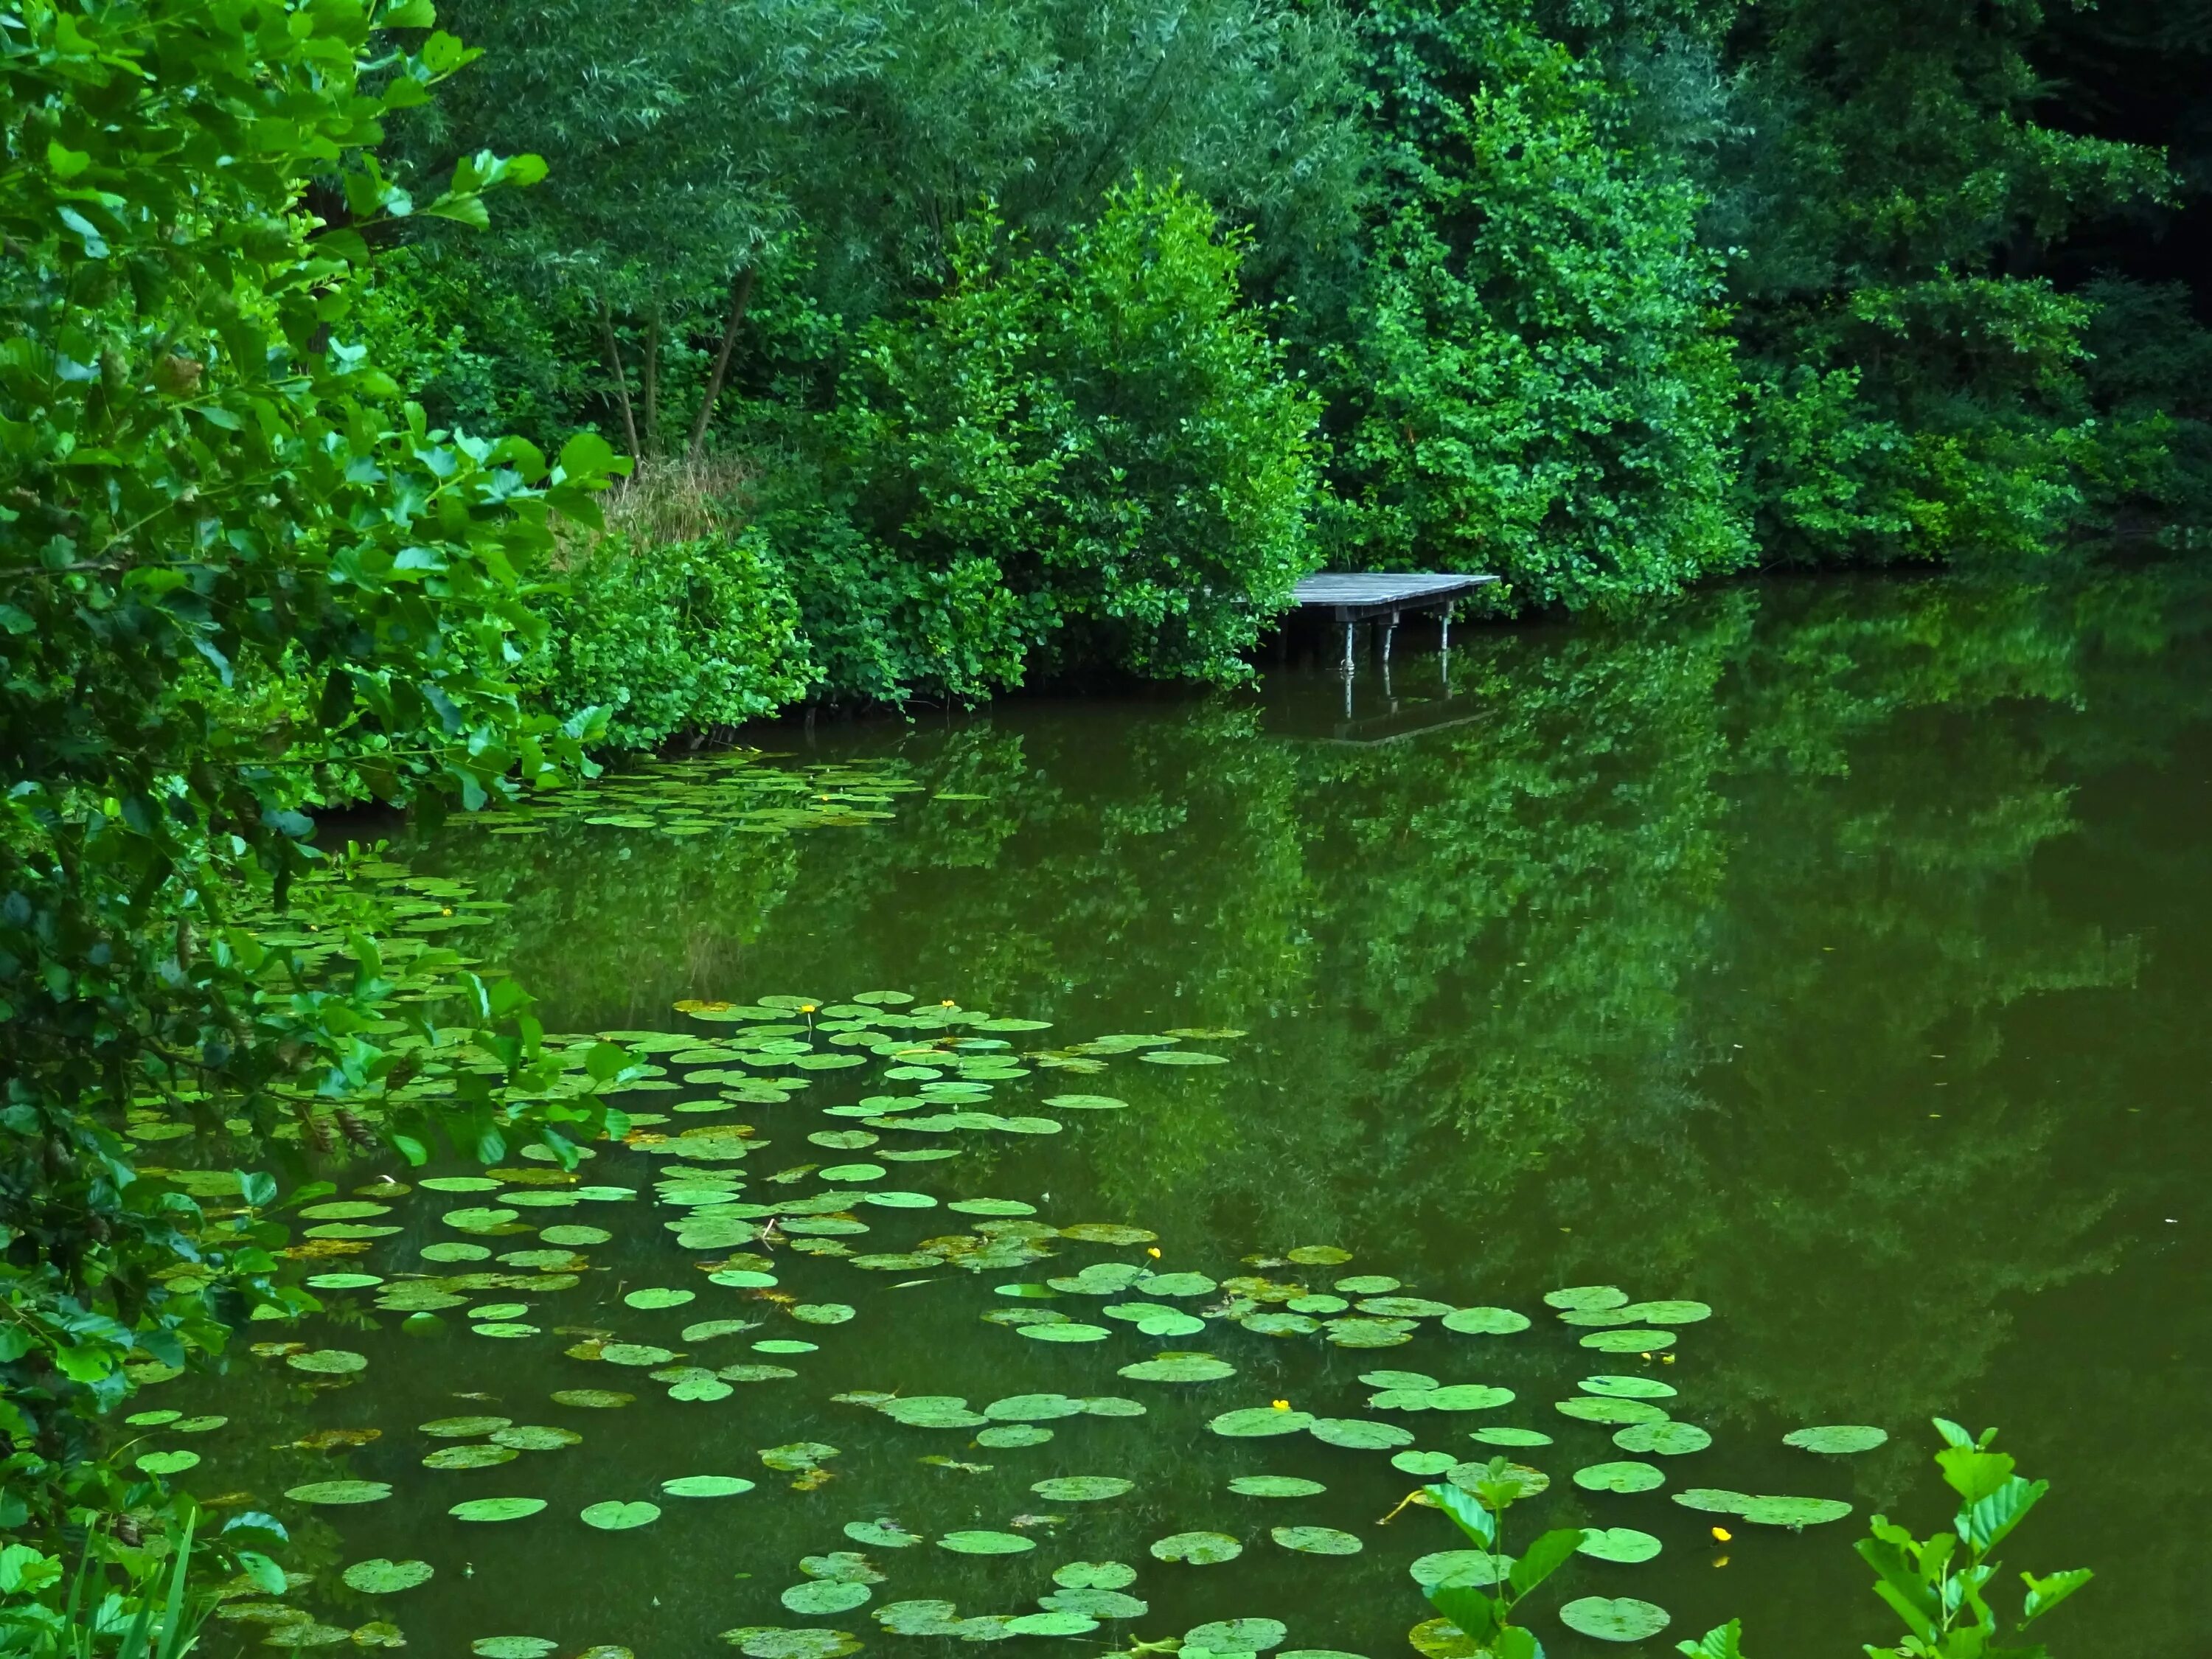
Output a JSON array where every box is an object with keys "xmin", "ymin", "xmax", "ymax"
[
  {"xmin": 529, "ymin": 530, "xmax": 817, "ymax": 749},
  {"xmin": 760, "ymin": 177, "xmax": 1322, "ymax": 703},
  {"xmin": 1326, "ymin": 4, "xmax": 1750, "ymax": 609}
]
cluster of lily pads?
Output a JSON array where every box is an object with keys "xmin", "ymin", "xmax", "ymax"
[
  {"xmin": 132, "ymin": 988, "xmax": 1886, "ymax": 1658},
  {"xmin": 468, "ymin": 751, "xmax": 932, "ymax": 839}
]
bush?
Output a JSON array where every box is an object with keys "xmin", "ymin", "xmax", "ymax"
[
  {"xmin": 1325, "ymin": 6, "xmax": 1750, "ymax": 609},
  {"xmin": 759, "ymin": 177, "xmax": 1322, "ymax": 703},
  {"xmin": 529, "ymin": 529, "xmax": 817, "ymax": 750}
]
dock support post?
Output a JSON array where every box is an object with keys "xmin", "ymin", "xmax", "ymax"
[
  {"xmin": 1440, "ymin": 601, "xmax": 1454, "ymax": 654},
  {"xmin": 1378, "ymin": 611, "xmax": 1398, "ymax": 665},
  {"xmin": 1339, "ymin": 621, "xmax": 1355, "ymax": 675}
]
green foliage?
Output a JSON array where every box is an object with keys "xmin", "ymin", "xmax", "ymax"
[
  {"xmin": 1325, "ymin": 0, "xmax": 1749, "ymax": 608},
  {"xmin": 758, "ymin": 180, "xmax": 1320, "ymax": 702},
  {"xmin": 527, "ymin": 531, "xmax": 817, "ymax": 751},
  {"xmin": 1419, "ymin": 1463, "xmax": 1586, "ymax": 1658},
  {"xmin": 0, "ymin": 0, "xmax": 633, "ymax": 1526}
]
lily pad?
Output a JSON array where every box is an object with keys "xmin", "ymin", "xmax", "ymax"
[
  {"xmin": 1669, "ymin": 1489, "xmax": 1756, "ymax": 1515},
  {"xmin": 599, "ymin": 1343, "xmax": 677, "ymax": 1367},
  {"xmin": 580, "ymin": 1500, "xmax": 661, "ymax": 1531},
  {"xmin": 1211, "ymin": 1407, "xmax": 1315, "ymax": 1438},
  {"xmin": 984, "ymin": 1393, "xmax": 1087, "ymax": 1422},
  {"xmin": 285, "ymin": 1481, "xmax": 392, "ymax": 1506},
  {"xmin": 448, "ymin": 1497, "xmax": 547, "ymax": 1523},
  {"xmin": 1410, "ymin": 1551, "xmax": 1512, "ymax": 1589},
  {"xmin": 1579, "ymin": 1376, "xmax": 1677, "ymax": 1400},
  {"xmin": 792, "ymin": 1304, "xmax": 855, "ymax": 1326},
  {"xmin": 1186, "ymin": 1619, "xmax": 1287, "ymax": 1652},
  {"xmin": 1150, "ymin": 1531, "xmax": 1242, "ymax": 1565},
  {"xmin": 1051, "ymin": 1562, "xmax": 1138, "ymax": 1590},
  {"xmin": 1425, "ymin": 1385, "xmax": 1515, "ymax": 1412},
  {"xmin": 1559, "ymin": 1597, "xmax": 1670, "ymax": 1643},
  {"xmin": 1229, "ymin": 1475, "xmax": 1327, "ymax": 1498},
  {"xmin": 490, "ymin": 1425, "xmax": 579, "ymax": 1452},
  {"xmin": 1272, "ymin": 1526, "xmax": 1363, "ymax": 1556},
  {"xmin": 978, "ymin": 1425, "xmax": 1054, "ymax": 1448},
  {"xmin": 1441, "ymin": 1307, "xmax": 1531, "ymax": 1336},
  {"xmin": 732, "ymin": 1631, "xmax": 862, "ymax": 1659},
  {"xmin": 341, "ymin": 1559, "xmax": 434, "ymax": 1594},
  {"xmin": 1469, "ymin": 1427, "xmax": 1554, "ymax": 1448},
  {"xmin": 1782, "ymin": 1425, "xmax": 1888, "ymax": 1455},
  {"xmin": 623, "ymin": 1287, "xmax": 695, "ymax": 1310},
  {"xmin": 1614, "ymin": 1422, "xmax": 1711, "ymax": 1456},
  {"xmin": 1119, "ymin": 1354, "xmax": 1236, "ymax": 1383},
  {"xmin": 1556, "ymin": 1397, "xmax": 1668, "ymax": 1427},
  {"xmin": 1391, "ymin": 1452, "xmax": 1461, "ymax": 1477},
  {"xmin": 134, "ymin": 1450, "xmax": 199, "ymax": 1477},
  {"xmin": 845, "ymin": 1520, "xmax": 924, "ymax": 1549},
  {"xmin": 551, "ymin": 1390, "xmax": 633, "ymax": 1409},
  {"xmin": 473, "ymin": 1641, "xmax": 556, "ymax": 1659},
  {"xmin": 1543, "ymin": 1286, "xmax": 1628, "ymax": 1312},
  {"xmin": 782, "ymin": 1582, "xmax": 871, "ymax": 1616},
  {"xmin": 285, "ymin": 1349, "xmax": 368, "ymax": 1375},
  {"xmin": 1615, "ymin": 1301, "xmax": 1711, "ymax": 1325},
  {"xmin": 1006, "ymin": 1613, "xmax": 1099, "ymax": 1638},
  {"xmin": 1573, "ymin": 1461, "xmax": 1666, "ymax": 1494},
  {"xmin": 1030, "ymin": 1476, "xmax": 1134, "ymax": 1501},
  {"xmin": 938, "ymin": 1531, "xmax": 1035, "ymax": 1555},
  {"xmin": 1308, "ymin": 1418, "xmax": 1413, "ymax": 1451},
  {"xmin": 1737, "ymin": 1496, "xmax": 1854, "ymax": 1528},
  {"xmin": 663, "ymin": 1475, "xmax": 757, "ymax": 1498},
  {"xmin": 1018, "ymin": 1322, "xmax": 1110, "ymax": 1343},
  {"xmin": 1577, "ymin": 1528, "xmax": 1662, "ymax": 1565},
  {"xmin": 1579, "ymin": 1329, "xmax": 1675, "ymax": 1353},
  {"xmin": 423, "ymin": 1444, "xmax": 519, "ymax": 1470}
]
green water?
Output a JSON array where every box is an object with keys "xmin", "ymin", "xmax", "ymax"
[{"xmin": 176, "ymin": 561, "xmax": 2212, "ymax": 1658}]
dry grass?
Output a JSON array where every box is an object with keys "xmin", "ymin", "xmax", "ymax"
[{"xmin": 554, "ymin": 451, "xmax": 754, "ymax": 563}]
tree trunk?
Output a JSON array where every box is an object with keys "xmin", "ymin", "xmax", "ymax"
[
  {"xmin": 686, "ymin": 267, "xmax": 757, "ymax": 464},
  {"xmin": 641, "ymin": 307, "xmax": 661, "ymax": 460},
  {"xmin": 596, "ymin": 293, "xmax": 640, "ymax": 462}
]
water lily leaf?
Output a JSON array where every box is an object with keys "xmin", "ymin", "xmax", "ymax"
[
  {"xmin": 1407, "ymin": 1618, "xmax": 1478, "ymax": 1659},
  {"xmin": 1018, "ymin": 1323, "xmax": 1110, "ymax": 1343},
  {"xmin": 1240, "ymin": 1312, "xmax": 1321, "ymax": 1338},
  {"xmin": 1006, "ymin": 1612, "xmax": 1099, "ymax": 1638},
  {"xmin": 1044, "ymin": 1097, "xmax": 1127, "ymax": 1113},
  {"xmin": 1308, "ymin": 1418, "xmax": 1413, "ymax": 1451},
  {"xmin": 663, "ymin": 1475, "xmax": 757, "ymax": 1497},
  {"xmin": 1082, "ymin": 1396, "xmax": 1147, "ymax": 1418},
  {"xmin": 984, "ymin": 1393, "xmax": 1085, "ymax": 1422},
  {"xmin": 1440, "ymin": 1307, "xmax": 1529, "ymax": 1336},
  {"xmin": 1332, "ymin": 1275, "xmax": 1399, "ymax": 1294},
  {"xmin": 948, "ymin": 1198, "xmax": 1037, "ymax": 1217},
  {"xmin": 1559, "ymin": 1597, "xmax": 1670, "ymax": 1643},
  {"xmin": 1578, "ymin": 1528, "xmax": 1662, "ymax": 1564},
  {"xmin": 623, "ymin": 1287, "xmax": 695, "ymax": 1310},
  {"xmin": 1355, "ymin": 1297, "xmax": 1453, "ymax": 1320},
  {"xmin": 1029, "ymin": 1476, "xmax": 1133, "ymax": 1502},
  {"xmin": 1573, "ymin": 1461, "xmax": 1666, "ymax": 1494},
  {"xmin": 1580, "ymin": 1375, "xmax": 1677, "ymax": 1400},
  {"xmin": 540, "ymin": 1225, "xmax": 612, "ymax": 1246},
  {"xmin": 1469, "ymin": 1427, "xmax": 1554, "ymax": 1448},
  {"xmin": 782, "ymin": 1582, "xmax": 871, "ymax": 1616},
  {"xmin": 1614, "ymin": 1422, "xmax": 1711, "ymax": 1456},
  {"xmin": 1425, "ymin": 1385, "xmax": 1515, "ymax": 1412},
  {"xmin": 448, "ymin": 1497, "xmax": 546, "ymax": 1522},
  {"xmin": 754, "ymin": 1340, "xmax": 818, "ymax": 1354},
  {"xmin": 1410, "ymin": 1551, "xmax": 1512, "ymax": 1589},
  {"xmin": 423, "ymin": 1444, "xmax": 518, "ymax": 1470},
  {"xmin": 580, "ymin": 1500, "xmax": 661, "ymax": 1531},
  {"xmin": 285, "ymin": 1481, "xmax": 392, "ymax": 1506},
  {"xmin": 1059, "ymin": 1223, "xmax": 1158, "ymax": 1245},
  {"xmin": 550, "ymin": 1390, "xmax": 633, "ymax": 1409},
  {"xmin": 442, "ymin": 1208, "xmax": 521, "ymax": 1234},
  {"xmin": 731, "ymin": 1630, "xmax": 862, "ymax": 1659},
  {"xmin": 845, "ymin": 1520, "xmax": 924, "ymax": 1549},
  {"xmin": 1556, "ymin": 1397, "xmax": 1668, "ymax": 1427},
  {"xmin": 472, "ymin": 1323, "xmax": 540, "ymax": 1340},
  {"xmin": 286, "ymin": 1349, "xmax": 368, "ymax": 1375},
  {"xmin": 420, "ymin": 1177, "xmax": 503, "ymax": 1194},
  {"xmin": 938, "ymin": 1531, "xmax": 1034, "ymax": 1555},
  {"xmin": 860, "ymin": 1192, "xmax": 938, "ymax": 1210},
  {"xmin": 599, "ymin": 1343, "xmax": 677, "ymax": 1367},
  {"xmin": 134, "ymin": 1450, "xmax": 199, "ymax": 1477},
  {"xmin": 1324, "ymin": 1320, "xmax": 1411, "ymax": 1349},
  {"xmin": 1615, "ymin": 1301, "xmax": 1711, "ymax": 1325},
  {"xmin": 792, "ymin": 1303, "xmax": 856, "ymax": 1326},
  {"xmin": 1187, "ymin": 1619, "xmax": 1287, "ymax": 1652},
  {"xmin": 1150, "ymin": 1531, "xmax": 1242, "ymax": 1565},
  {"xmin": 305, "ymin": 1273, "xmax": 385, "ymax": 1290},
  {"xmin": 977, "ymin": 1425, "xmax": 1053, "ymax": 1448},
  {"xmin": 1138, "ymin": 1049, "xmax": 1227, "ymax": 1065},
  {"xmin": 1284, "ymin": 1245, "xmax": 1353, "ymax": 1265},
  {"xmin": 1737, "ymin": 1496, "xmax": 1854, "ymax": 1528},
  {"xmin": 341, "ymin": 1559, "xmax": 434, "ymax": 1594},
  {"xmin": 1134, "ymin": 1272, "xmax": 1216, "ymax": 1298},
  {"xmin": 1782, "ymin": 1425, "xmax": 1888, "ymax": 1455},
  {"xmin": 1391, "ymin": 1452, "xmax": 1461, "ymax": 1476},
  {"xmin": 1229, "ymin": 1475, "xmax": 1326, "ymax": 1497},
  {"xmin": 819, "ymin": 1164, "xmax": 886, "ymax": 1183},
  {"xmin": 683, "ymin": 1319, "xmax": 762, "ymax": 1343},
  {"xmin": 760, "ymin": 1442, "xmax": 840, "ymax": 1471},
  {"xmin": 1271, "ymin": 1526, "xmax": 1363, "ymax": 1557},
  {"xmin": 1579, "ymin": 1329, "xmax": 1675, "ymax": 1353},
  {"xmin": 473, "ymin": 1640, "xmax": 555, "ymax": 1659},
  {"xmin": 1543, "ymin": 1286, "xmax": 1627, "ymax": 1312},
  {"xmin": 1211, "ymin": 1407, "xmax": 1314, "ymax": 1438},
  {"xmin": 1670, "ymin": 1489, "xmax": 1756, "ymax": 1515}
]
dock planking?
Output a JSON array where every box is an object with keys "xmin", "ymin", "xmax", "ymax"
[{"xmin": 1290, "ymin": 571, "xmax": 1500, "ymax": 671}]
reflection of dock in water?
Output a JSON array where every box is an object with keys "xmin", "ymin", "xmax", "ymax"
[{"xmin": 1267, "ymin": 571, "xmax": 1498, "ymax": 743}]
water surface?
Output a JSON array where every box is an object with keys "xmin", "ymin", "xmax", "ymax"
[{"xmin": 183, "ymin": 560, "xmax": 2212, "ymax": 1657}]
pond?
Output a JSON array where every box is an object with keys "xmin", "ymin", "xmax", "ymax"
[{"xmin": 147, "ymin": 558, "xmax": 2212, "ymax": 1658}]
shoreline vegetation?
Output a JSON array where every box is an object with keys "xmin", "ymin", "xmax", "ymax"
[{"xmin": 0, "ymin": 0, "xmax": 2202, "ymax": 1647}]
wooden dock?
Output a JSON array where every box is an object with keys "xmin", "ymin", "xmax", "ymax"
[{"xmin": 1291, "ymin": 572, "xmax": 1499, "ymax": 672}]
